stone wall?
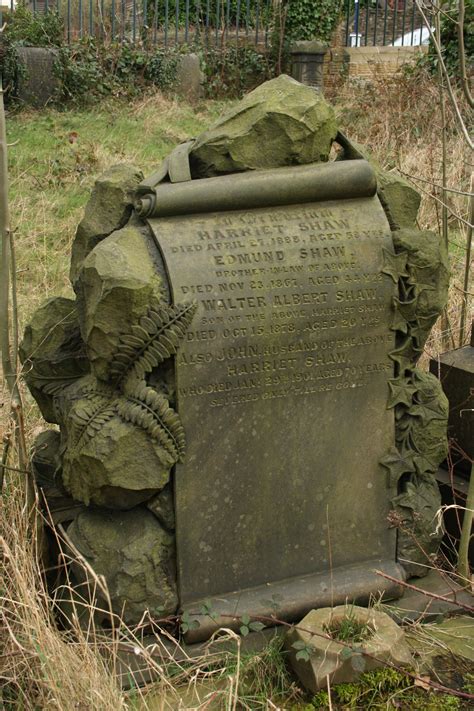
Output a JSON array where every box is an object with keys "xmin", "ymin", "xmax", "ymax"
[{"xmin": 323, "ymin": 45, "xmax": 428, "ymax": 95}]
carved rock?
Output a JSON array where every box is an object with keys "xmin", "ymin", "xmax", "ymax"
[
  {"xmin": 391, "ymin": 370, "xmax": 447, "ymax": 577},
  {"xmin": 392, "ymin": 229, "xmax": 449, "ymax": 351},
  {"xmin": 31, "ymin": 429, "xmax": 62, "ymax": 490},
  {"xmin": 345, "ymin": 142, "xmax": 421, "ymax": 229},
  {"xmin": 393, "ymin": 475, "xmax": 443, "ymax": 578},
  {"xmin": 19, "ymin": 297, "xmax": 89, "ymax": 423},
  {"xmin": 409, "ymin": 369, "xmax": 449, "ymax": 468},
  {"xmin": 147, "ymin": 484, "xmax": 175, "ymax": 531},
  {"xmin": 75, "ymin": 221, "xmax": 163, "ymax": 381},
  {"xmin": 60, "ymin": 377, "xmax": 174, "ymax": 509},
  {"xmin": 67, "ymin": 507, "xmax": 178, "ymax": 624},
  {"xmin": 287, "ymin": 606, "xmax": 412, "ymax": 692},
  {"xmin": 190, "ymin": 74, "xmax": 337, "ymax": 177},
  {"xmin": 376, "ymin": 170, "xmax": 421, "ymax": 229},
  {"xmin": 70, "ymin": 164, "xmax": 143, "ymax": 284}
]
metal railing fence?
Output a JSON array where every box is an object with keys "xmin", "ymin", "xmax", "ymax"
[
  {"xmin": 3, "ymin": 0, "xmax": 275, "ymax": 47},
  {"xmin": 3, "ymin": 1, "xmax": 433, "ymax": 49},
  {"xmin": 344, "ymin": 0, "xmax": 433, "ymax": 47}
]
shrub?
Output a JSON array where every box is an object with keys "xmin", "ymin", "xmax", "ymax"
[
  {"xmin": 201, "ymin": 44, "xmax": 275, "ymax": 98},
  {"xmin": 427, "ymin": 0, "xmax": 473, "ymax": 78},
  {"xmin": 283, "ymin": 0, "xmax": 343, "ymax": 44}
]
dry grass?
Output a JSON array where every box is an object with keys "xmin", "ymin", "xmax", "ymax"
[
  {"xmin": 1, "ymin": 493, "xmax": 127, "ymax": 709},
  {"xmin": 1, "ymin": 68, "xmax": 473, "ymax": 708},
  {"xmin": 333, "ymin": 64, "xmax": 473, "ymax": 361}
]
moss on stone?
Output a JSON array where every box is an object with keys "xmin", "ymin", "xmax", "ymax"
[
  {"xmin": 19, "ymin": 296, "xmax": 89, "ymax": 423},
  {"xmin": 67, "ymin": 507, "xmax": 178, "ymax": 623},
  {"xmin": 70, "ymin": 163, "xmax": 143, "ymax": 284},
  {"xmin": 75, "ymin": 222, "xmax": 163, "ymax": 381},
  {"xmin": 190, "ymin": 75, "xmax": 337, "ymax": 177}
]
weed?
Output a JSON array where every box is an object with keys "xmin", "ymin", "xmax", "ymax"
[
  {"xmin": 324, "ymin": 609, "xmax": 374, "ymax": 645},
  {"xmin": 305, "ymin": 667, "xmax": 464, "ymax": 710}
]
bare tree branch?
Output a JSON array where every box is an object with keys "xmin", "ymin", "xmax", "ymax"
[
  {"xmin": 457, "ymin": 0, "xmax": 474, "ymax": 108},
  {"xmin": 414, "ymin": 0, "xmax": 473, "ymax": 150}
]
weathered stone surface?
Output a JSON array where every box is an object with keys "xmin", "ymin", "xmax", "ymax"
[
  {"xmin": 377, "ymin": 170, "xmax": 421, "ymax": 229},
  {"xmin": 394, "ymin": 475, "xmax": 443, "ymax": 578},
  {"xmin": 31, "ymin": 429, "xmax": 62, "ymax": 490},
  {"xmin": 175, "ymin": 53, "xmax": 204, "ymax": 101},
  {"xmin": 147, "ymin": 484, "xmax": 175, "ymax": 531},
  {"xmin": 423, "ymin": 617, "xmax": 474, "ymax": 663},
  {"xmin": 392, "ymin": 229, "xmax": 449, "ymax": 351},
  {"xmin": 392, "ymin": 370, "xmax": 447, "ymax": 578},
  {"xmin": 19, "ymin": 297, "xmax": 89, "ymax": 423},
  {"xmin": 75, "ymin": 221, "xmax": 163, "ymax": 381},
  {"xmin": 286, "ymin": 606, "xmax": 412, "ymax": 692},
  {"xmin": 342, "ymin": 141, "xmax": 421, "ymax": 229},
  {"xmin": 17, "ymin": 47, "xmax": 59, "ymax": 107},
  {"xmin": 190, "ymin": 74, "xmax": 337, "ymax": 177},
  {"xmin": 60, "ymin": 375, "xmax": 173, "ymax": 509},
  {"xmin": 410, "ymin": 370, "xmax": 449, "ymax": 468},
  {"xmin": 70, "ymin": 164, "xmax": 143, "ymax": 284},
  {"xmin": 67, "ymin": 507, "xmax": 178, "ymax": 623}
]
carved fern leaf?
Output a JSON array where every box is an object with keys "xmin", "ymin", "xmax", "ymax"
[
  {"xmin": 117, "ymin": 382, "xmax": 185, "ymax": 462},
  {"xmin": 110, "ymin": 301, "xmax": 197, "ymax": 384},
  {"xmin": 68, "ymin": 393, "xmax": 117, "ymax": 451},
  {"xmin": 24, "ymin": 356, "xmax": 90, "ymax": 396}
]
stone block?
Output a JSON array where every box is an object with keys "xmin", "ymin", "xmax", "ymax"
[
  {"xmin": 67, "ymin": 507, "xmax": 178, "ymax": 624},
  {"xmin": 70, "ymin": 164, "xmax": 144, "ymax": 284},
  {"xmin": 16, "ymin": 47, "xmax": 59, "ymax": 107},
  {"xmin": 175, "ymin": 53, "xmax": 204, "ymax": 102},
  {"xmin": 190, "ymin": 74, "xmax": 337, "ymax": 177},
  {"xmin": 286, "ymin": 606, "xmax": 412, "ymax": 692}
]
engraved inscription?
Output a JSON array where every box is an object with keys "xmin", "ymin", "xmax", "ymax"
[
  {"xmin": 149, "ymin": 193, "xmax": 396, "ymax": 602},
  {"xmin": 155, "ymin": 199, "xmax": 394, "ymax": 409}
]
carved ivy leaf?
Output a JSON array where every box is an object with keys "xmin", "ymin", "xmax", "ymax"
[
  {"xmin": 390, "ymin": 309, "xmax": 409, "ymax": 335},
  {"xmin": 398, "ymin": 278, "xmax": 416, "ymax": 302},
  {"xmin": 110, "ymin": 301, "xmax": 197, "ymax": 385},
  {"xmin": 393, "ymin": 295, "xmax": 418, "ymax": 322},
  {"xmin": 412, "ymin": 454, "xmax": 436, "ymax": 477},
  {"xmin": 387, "ymin": 378, "xmax": 417, "ymax": 409},
  {"xmin": 381, "ymin": 248, "xmax": 409, "ymax": 283},
  {"xmin": 117, "ymin": 382, "xmax": 185, "ymax": 462},
  {"xmin": 389, "ymin": 340, "xmax": 414, "ymax": 375},
  {"xmin": 407, "ymin": 400, "xmax": 447, "ymax": 424},
  {"xmin": 380, "ymin": 447, "xmax": 416, "ymax": 488}
]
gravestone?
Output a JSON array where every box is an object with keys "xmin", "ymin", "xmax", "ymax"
[
  {"xmin": 139, "ymin": 160, "xmax": 403, "ymax": 639},
  {"xmin": 21, "ymin": 76, "xmax": 449, "ymax": 640}
]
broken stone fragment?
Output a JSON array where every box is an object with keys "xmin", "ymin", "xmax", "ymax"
[
  {"xmin": 74, "ymin": 219, "xmax": 163, "ymax": 381},
  {"xmin": 377, "ymin": 171, "xmax": 422, "ymax": 230},
  {"xmin": 31, "ymin": 429, "xmax": 63, "ymax": 491},
  {"xmin": 19, "ymin": 296, "xmax": 89, "ymax": 423},
  {"xmin": 190, "ymin": 74, "xmax": 337, "ymax": 177},
  {"xmin": 147, "ymin": 484, "xmax": 175, "ymax": 531},
  {"xmin": 340, "ymin": 140, "xmax": 421, "ymax": 229},
  {"xmin": 67, "ymin": 507, "xmax": 178, "ymax": 624},
  {"xmin": 70, "ymin": 163, "xmax": 143, "ymax": 284},
  {"xmin": 286, "ymin": 606, "xmax": 412, "ymax": 692},
  {"xmin": 392, "ymin": 229, "xmax": 449, "ymax": 351}
]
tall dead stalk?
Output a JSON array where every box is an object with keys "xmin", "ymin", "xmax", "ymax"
[
  {"xmin": 0, "ymin": 37, "xmax": 34, "ymax": 511},
  {"xmin": 412, "ymin": 1, "xmax": 473, "ymax": 580}
]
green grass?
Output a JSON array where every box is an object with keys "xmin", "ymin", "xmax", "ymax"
[{"xmin": 6, "ymin": 95, "xmax": 229, "ymax": 328}]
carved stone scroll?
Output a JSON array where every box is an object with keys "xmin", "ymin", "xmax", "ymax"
[{"xmin": 147, "ymin": 160, "xmax": 404, "ymax": 640}]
